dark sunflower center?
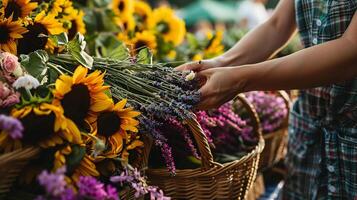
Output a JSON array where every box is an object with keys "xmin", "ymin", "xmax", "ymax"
[
  {"xmin": 18, "ymin": 23, "xmax": 49, "ymax": 54},
  {"xmin": 68, "ymin": 20, "xmax": 78, "ymax": 40},
  {"xmin": 4, "ymin": 1, "xmax": 22, "ymax": 20},
  {"xmin": 118, "ymin": 2, "xmax": 125, "ymax": 11},
  {"xmin": 61, "ymin": 84, "xmax": 91, "ymax": 126},
  {"xmin": 97, "ymin": 112, "xmax": 121, "ymax": 137},
  {"xmin": 134, "ymin": 40, "xmax": 147, "ymax": 50},
  {"xmin": 157, "ymin": 21, "xmax": 170, "ymax": 34},
  {"xmin": 0, "ymin": 25, "xmax": 10, "ymax": 44},
  {"xmin": 20, "ymin": 111, "xmax": 56, "ymax": 144},
  {"xmin": 123, "ymin": 22, "xmax": 128, "ymax": 30}
]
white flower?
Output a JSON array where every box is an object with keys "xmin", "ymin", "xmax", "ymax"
[
  {"xmin": 185, "ymin": 71, "xmax": 196, "ymax": 81},
  {"xmin": 12, "ymin": 74, "xmax": 40, "ymax": 90}
]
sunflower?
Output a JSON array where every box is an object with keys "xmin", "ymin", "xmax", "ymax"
[
  {"xmin": 121, "ymin": 136, "xmax": 143, "ymax": 165},
  {"xmin": 54, "ymin": 145, "xmax": 100, "ymax": 182},
  {"xmin": 111, "ymin": 0, "xmax": 134, "ymax": 19},
  {"xmin": 115, "ymin": 14, "xmax": 135, "ymax": 32},
  {"xmin": 0, "ymin": 103, "xmax": 81, "ymax": 152},
  {"xmin": 0, "ymin": 16, "xmax": 27, "ymax": 54},
  {"xmin": 47, "ymin": 0, "xmax": 66, "ymax": 16},
  {"xmin": 52, "ymin": 66, "xmax": 112, "ymax": 127},
  {"xmin": 89, "ymin": 99, "xmax": 140, "ymax": 159},
  {"xmin": 129, "ymin": 31, "xmax": 157, "ymax": 53},
  {"xmin": 133, "ymin": 0, "xmax": 152, "ymax": 31},
  {"xmin": 148, "ymin": 6, "xmax": 186, "ymax": 46},
  {"xmin": 62, "ymin": 9, "xmax": 86, "ymax": 40},
  {"xmin": 2, "ymin": 0, "xmax": 37, "ymax": 20},
  {"xmin": 17, "ymin": 11, "xmax": 65, "ymax": 54},
  {"xmin": 204, "ymin": 30, "xmax": 224, "ymax": 58}
]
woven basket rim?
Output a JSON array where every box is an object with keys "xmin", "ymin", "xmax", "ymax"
[{"xmin": 147, "ymin": 136, "xmax": 264, "ymax": 178}]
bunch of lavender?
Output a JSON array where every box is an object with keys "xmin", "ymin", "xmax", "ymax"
[
  {"xmin": 195, "ymin": 102, "xmax": 257, "ymax": 163},
  {"xmin": 148, "ymin": 117, "xmax": 201, "ymax": 171},
  {"xmin": 111, "ymin": 168, "xmax": 170, "ymax": 200},
  {"xmin": 245, "ymin": 92, "xmax": 288, "ymax": 134},
  {"xmin": 36, "ymin": 167, "xmax": 119, "ymax": 200},
  {"xmin": 49, "ymin": 53, "xmax": 200, "ymax": 174}
]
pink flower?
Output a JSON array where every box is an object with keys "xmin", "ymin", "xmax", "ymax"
[
  {"xmin": 0, "ymin": 81, "xmax": 20, "ymax": 108},
  {"xmin": 1, "ymin": 93, "xmax": 20, "ymax": 107},
  {"xmin": 1, "ymin": 52, "xmax": 20, "ymax": 74},
  {"xmin": 0, "ymin": 82, "xmax": 11, "ymax": 99}
]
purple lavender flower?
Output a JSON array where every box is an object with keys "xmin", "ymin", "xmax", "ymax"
[
  {"xmin": 0, "ymin": 114, "xmax": 23, "ymax": 139},
  {"xmin": 160, "ymin": 143, "xmax": 176, "ymax": 174},
  {"xmin": 77, "ymin": 176, "xmax": 107, "ymax": 200},
  {"xmin": 37, "ymin": 167, "xmax": 67, "ymax": 197},
  {"xmin": 110, "ymin": 170, "xmax": 134, "ymax": 185}
]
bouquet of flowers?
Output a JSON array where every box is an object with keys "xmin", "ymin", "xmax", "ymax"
[{"xmin": 0, "ymin": 48, "xmax": 172, "ymax": 199}]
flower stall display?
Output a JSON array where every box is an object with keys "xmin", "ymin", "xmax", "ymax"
[{"xmin": 0, "ymin": 22, "xmax": 203, "ymax": 196}]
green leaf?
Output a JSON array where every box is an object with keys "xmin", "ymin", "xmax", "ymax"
[
  {"xmin": 95, "ymin": 34, "xmax": 130, "ymax": 60},
  {"xmin": 20, "ymin": 50, "xmax": 49, "ymax": 79},
  {"xmin": 67, "ymin": 33, "xmax": 93, "ymax": 69},
  {"xmin": 56, "ymin": 33, "xmax": 69, "ymax": 46},
  {"xmin": 66, "ymin": 145, "xmax": 86, "ymax": 175},
  {"xmin": 137, "ymin": 48, "xmax": 152, "ymax": 64}
]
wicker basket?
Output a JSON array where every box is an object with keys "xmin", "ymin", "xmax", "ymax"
[
  {"xmin": 145, "ymin": 94, "xmax": 265, "ymax": 200},
  {"xmin": 258, "ymin": 91, "xmax": 290, "ymax": 171},
  {"xmin": 0, "ymin": 147, "xmax": 40, "ymax": 198}
]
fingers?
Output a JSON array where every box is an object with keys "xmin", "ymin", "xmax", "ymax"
[{"xmin": 175, "ymin": 60, "xmax": 204, "ymax": 72}]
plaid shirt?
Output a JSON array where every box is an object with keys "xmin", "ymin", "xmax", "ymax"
[{"xmin": 282, "ymin": 0, "xmax": 357, "ymax": 199}]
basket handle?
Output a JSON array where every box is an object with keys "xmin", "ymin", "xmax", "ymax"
[
  {"xmin": 185, "ymin": 93, "xmax": 263, "ymax": 170},
  {"xmin": 276, "ymin": 90, "xmax": 291, "ymax": 126},
  {"xmin": 234, "ymin": 94, "xmax": 262, "ymax": 139}
]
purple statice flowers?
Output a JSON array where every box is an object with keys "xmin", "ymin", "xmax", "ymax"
[
  {"xmin": 36, "ymin": 167, "xmax": 119, "ymax": 200},
  {"xmin": 111, "ymin": 168, "xmax": 170, "ymax": 200},
  {"xmin": 245, "ymin": 91, "xmax": 288, "ymax": 133},
  {"xmin": 0, "ymin": 114, "xmax": 23, "ymax": 139}
]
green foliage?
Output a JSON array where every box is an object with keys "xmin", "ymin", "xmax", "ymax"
[
  {"xmin": 20, "ymin": 50, "xmax": 49, "ymax": 79},
  {"xmin": 137, "ymin": 48, "xmax": 153, "ymax": 65},
  {"xmin": 67, "ymin": 33, "xmax": 94, "ymax": 69}
]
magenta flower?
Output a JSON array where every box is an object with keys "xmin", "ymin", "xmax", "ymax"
[{"xmin": 77, "ymin": 176, "xmax": 108, "ymax": 200}]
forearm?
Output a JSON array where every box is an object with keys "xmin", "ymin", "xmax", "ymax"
[
  {"xmin": 217, "ymin": 22, "xmax": 297, "ymax": 67},
  {"xmin": 239, "ymin": 36, "xmax": 357, "ymax": 92},
  {"xmin": 216, "ymin": 0, "xmax": 297, "ymax": 67}
]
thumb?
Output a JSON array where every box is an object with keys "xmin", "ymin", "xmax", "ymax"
[
  {"xmin": 196, "ymin": 70, "xmax": 212, "ymax": 96},
  {"xmin": 175, "ymin": 60, "xmax": 204, "ymax": 72}
]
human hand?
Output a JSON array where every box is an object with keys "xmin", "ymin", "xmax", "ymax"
[
  {"xmin": 196, "ymin": 67, "xmax": 247, "ymax": 110},
  {"xmin": 175, "ymin": 58, "xmax": 223, "ymax": 72}
]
